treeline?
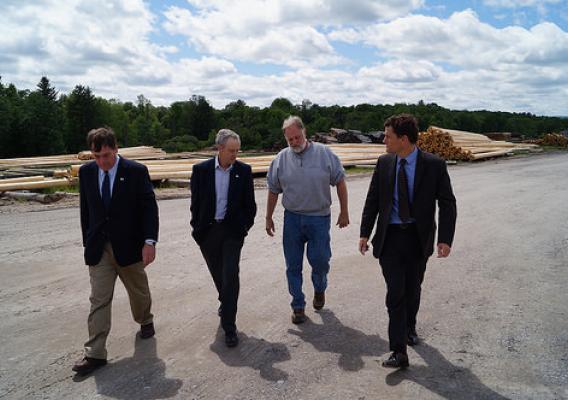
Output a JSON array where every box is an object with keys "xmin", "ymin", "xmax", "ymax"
[{"xmin": 1, "ymin": 76, "xmax": 566, "ymax": 158}]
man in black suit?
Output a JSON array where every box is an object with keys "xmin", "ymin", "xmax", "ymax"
[
  {"xmin": 190, "ymin": 129, "xmax": 256, "ymax": 347},
  {"xmin": 72, "ymin": 127, "xmax": 159, "ymax": 375},
  {"xmin": 359, "ymin": 114, "xmax": 456, "ymax": 369}
]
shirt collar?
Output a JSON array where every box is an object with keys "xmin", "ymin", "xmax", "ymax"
[
  {"xmin": 215, "ymin": 156, "xmax": 233, "ymax": 171},
  {"xmin": 398, "ymin": 146, "xmax": 418, "ymax": 165}
]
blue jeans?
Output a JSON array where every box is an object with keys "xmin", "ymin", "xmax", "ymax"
[{"xmin": 283, "ymin": 210, "xmax": 332, "ymax": 310}]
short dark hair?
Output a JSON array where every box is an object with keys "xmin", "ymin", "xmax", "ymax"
[
  {"xmin": 87, "ymin": 127, "xmax": 117, "ymax": 151},
  {"xmin": 384, "ymin": 114, "xmax": 419, "ymax": 143}
]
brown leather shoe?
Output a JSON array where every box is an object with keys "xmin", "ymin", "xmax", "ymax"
[
  {"xmin": 313, "ymin": 292, "xmax": 325, "ymax": 310},
  {"xmin": 72, "ymin": 357, "xmax": 107, "ymax": 375},
  {"xmin": 291, "ymin": 309, "xmax": 306, "ymax": 324},
  {"xmin": 140, "ymin": 322, "xmax": 155, "ymax": 339},
  {"xmin": 382, "ymin": 352, "xmax": 409, "ymax": 369}
]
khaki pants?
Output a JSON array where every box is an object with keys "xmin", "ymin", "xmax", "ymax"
[{"xmin": 84, "ymin": 243, "xmax": 153, "ymax": 359}]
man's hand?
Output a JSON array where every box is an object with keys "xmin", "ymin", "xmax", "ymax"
[
  {"xmin": 336, "ymin": 211, "xmax": 350, "ymax": 228},
  {"xmin": 266, "ymin": 217, "xmax": 275, "ymax": 237},
  {"xmin": 142, "ymin": 243, "xmax": 156, "ymax": 266},
  {"xmin": 437, "ymin": 243, "xmax": 451, "ymax": 258},
  {"xmin": 359, "ymin": 237, "xmax": 369, "ymax": 255}
]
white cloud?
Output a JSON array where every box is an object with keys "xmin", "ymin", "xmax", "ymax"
[
  {"xmin": 0, "ymin": 0, "xmax": 567, "ymax": 116},
  {"xmin": 162, "ymin": 0, "xmax": 424, "ymax": 67},
  {"xmin": 483, "ymin": 0, "xmax": 561, "ymax": 7}
]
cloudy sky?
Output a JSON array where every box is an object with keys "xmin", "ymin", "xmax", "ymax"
[{"xmin": 1, "ymin": 0, "xmax": 567, "ymax": 115}]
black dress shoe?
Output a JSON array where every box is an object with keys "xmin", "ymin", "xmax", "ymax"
[
  {"xmin": 313, "ymin": 292, "xmax": 325, "ymax": 310},
  {"xmin": 291, "ymin": 309, "xmax": 306, "ymax": 324},
  {"xmin": 225, "ymin": 331, "xmax": 239, "ymax": 348},
  {"xmin": 140, "ymin": 322, "xmax": 155, "ymax": 339},
  {"xmin": 382, "ymin": 352, "xmax": 409, "ymax": 369},
  {"xmin": 72, "ymin": 357, "xmax": 107, "ymax": 375},
  {"xmin": 407, "ymin": 330, "xmax": 419, "ymax": 346}
]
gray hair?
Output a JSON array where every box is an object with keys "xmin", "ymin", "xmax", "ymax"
[
  {"xmin": 282, "ymin": 115, "xmax": 305, "ymax": 133},
  {"xmin": 215, "ymin": 129, "xmax": 241, "ymax": 146}
]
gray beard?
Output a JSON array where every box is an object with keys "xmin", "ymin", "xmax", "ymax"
[{"xmin": 291, "ymin": 141, "xmax": 307, "ymax": 153}]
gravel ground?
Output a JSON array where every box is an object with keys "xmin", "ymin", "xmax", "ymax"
[{"xmin": 0, "ymin": 152, "xmax": 567, "ymax": 400}]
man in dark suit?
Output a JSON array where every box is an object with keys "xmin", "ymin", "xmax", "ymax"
[
  {"xmin": 359, "ymin": 114, "xmax": 456, "ymax": 369},
  {"xmin": 190, "ymin": 129, "xmax": 256, "ymax": 347},
  {"xmin": 72, "ymin": 127, "xmax": 159, "ymax": 376}
]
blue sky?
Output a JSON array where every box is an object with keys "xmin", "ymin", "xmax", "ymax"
[{"xmin": 1, "ymin": 0, "xmax": 567, "ymax": 116}]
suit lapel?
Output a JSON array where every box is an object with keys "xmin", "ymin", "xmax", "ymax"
[
  {"xmin": 207, "ymin": 158, "xmax": 216, "ymax": 211},
  {"xmin": 385, "ymin": 154, "xmax": 396, "ymax": 204},
  {"xmin": 413, "ymin": 149, "xmax": 425, "ymax": 200},
  {"xmin": 111, "ymin": 157, "xmax": 125, "ymax": 202},
  {"xmin": 227, "ymin": 162, "xmax": 240, "ymax": 207}
]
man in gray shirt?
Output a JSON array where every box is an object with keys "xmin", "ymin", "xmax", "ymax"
[{"xmin": 266, "ymin": 116, "xmax": 349, "ymax": 324}]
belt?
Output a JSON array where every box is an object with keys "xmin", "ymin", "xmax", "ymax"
[{"xmin": 389, "ymin": 223, "xmax": 416, "ymax": 230}]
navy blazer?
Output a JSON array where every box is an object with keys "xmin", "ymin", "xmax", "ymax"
[
  {"xmin": 360, "ymin": 149, "xmax": 457, "ymax": 258},
  {"xmin": 79, "ymin": 157, "xmax": 159, "ymax": 266},
  {"xmin": 190, "ymin": 158, "xmax": 256, "ymax": 245}
]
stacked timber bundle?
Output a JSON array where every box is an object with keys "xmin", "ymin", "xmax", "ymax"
[
  {"xmin": 427, "ymin": 126, "xmax": 540, "ymax": 161},
  {"xmin": 78, "ymin": 146, "xmax": 166, "ymax": 160},
  {"xmin": 418, "ymin": 127, "xmax": 473, "ymax": 161},
  {"xmin": 534, "ymin": 133, "xmax": 568, "ymax": 147}
]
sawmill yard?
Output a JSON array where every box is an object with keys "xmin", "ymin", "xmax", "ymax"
[{"xmin": 0, "ymin": 148, "xmax": 567, "ymax": 399}]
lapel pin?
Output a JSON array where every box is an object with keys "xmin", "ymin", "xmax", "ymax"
[{"xmin": 235, "ymin": 174, "xmax": 239, "ymax": 178}]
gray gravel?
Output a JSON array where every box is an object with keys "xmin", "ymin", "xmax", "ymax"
[{"xmin": 0, "ymin": 152, "xmax": 567, "ymax": 400}]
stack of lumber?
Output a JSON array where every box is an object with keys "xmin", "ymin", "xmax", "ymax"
[
  {"xmin": 78, "ymin": 146, "xmax": 167, "ymax": 160},
  {"xmin": 423, "ymin": 127, "xmax": 540, "ymax": 161},
  {"xmin": 0, "ymin": 130, "xmax": 542, "ymax": 193},
  {"xmin": 0, "ymin": 175, "xmax": 72, "ymax": 192},
  {"xmin": 418, "ymin": 127, "xmax": 473, "ymax": 161},
  {"xmin": 531, "ymin": 133, "xmax": 568, "ymax": 147}
]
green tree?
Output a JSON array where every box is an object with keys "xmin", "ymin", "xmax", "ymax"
[{"xmin": 64, "ymin": 85, "xmax": 98, "ymax": 152}]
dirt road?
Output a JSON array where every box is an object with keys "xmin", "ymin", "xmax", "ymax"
[{"xmin": 1, "ymin": 153, "xmax": 567, "ymax": 399}]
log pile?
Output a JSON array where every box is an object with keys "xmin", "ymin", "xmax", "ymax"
[
  {"xmin": 424, "ymin": 126, "xmax": 540, "ymax": 161},
  {"xmin": 530, "ymin": 133, "xmax": 568, "ymax": 147},
  {"xmin": 0, "ymin": 127, "xmax": 544, "ymax": 193},
  {"xmin": 78, "ymin": 146, "xmax": 167, "ymax": 160},
  {"xmin": 418, "ymin": 127, "xmax": 473, "ymax": 161}
]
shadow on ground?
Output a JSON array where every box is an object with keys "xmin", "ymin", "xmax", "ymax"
[
  {"xmin": 386, "ymin": 341, "xmax": 511, "ymax": 400},
  {"xmin": 78, "ymin": 336, "xmax": 183, "ymax": 400},
  {"xmin": 209, "ymin": 326, "xmax": 291, "ymax": 382},
  {"xmin": 288, "ymin": 309, "xmax": 389, "ymax": 371}
]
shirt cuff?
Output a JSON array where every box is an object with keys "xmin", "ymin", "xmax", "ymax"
[{"xmin": 145, "ymin": 239, "xmax": 157, "ymax": 246}]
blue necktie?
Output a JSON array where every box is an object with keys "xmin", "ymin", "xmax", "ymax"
[{"xmin": 102, "ymin": 171, "xmax": 111, "ymax": 210}]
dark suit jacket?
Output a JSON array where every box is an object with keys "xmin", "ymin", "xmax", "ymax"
[
  {"xmin": 79, "ymin": 157, "xmax": 159, "ymax": 266},
  {"xmin": 360, "ymin": 149, "xmax": 457, "ymax": 258},
  {"xmin": 190, "ymin": 158, "xmax": 256, "ymax": 245}
]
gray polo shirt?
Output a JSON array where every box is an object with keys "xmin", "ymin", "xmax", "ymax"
[{"xmin": 267, "ymin": 142, "xmax": 345, "ymax": 216}]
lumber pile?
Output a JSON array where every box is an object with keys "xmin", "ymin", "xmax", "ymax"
[
  {"xmin": 78, "ymin": 146, "xmax": 167, "ymax": 160},
  {"xmin": 423, "ymin": 127, "xmax": 540, "ymax": 161},
  {"xmin": 418, "ymin": 127, "xmax": 473, "ymax": 161},
  {"xmin": 529, "ymin": 133, "xmax": 568, "ymax": 147}
]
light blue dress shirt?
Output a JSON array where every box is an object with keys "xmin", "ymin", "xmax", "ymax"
[
  {"xmin": 215, "ymin": 156, "xmax": 233, "ymax": 221},
  {"xmin": 389, "ymin": 146, "xmax": 418, "ymax": 224},
  {"xmin": 98, "ymin": 155, "xmax": 120, "ymax": 197}
]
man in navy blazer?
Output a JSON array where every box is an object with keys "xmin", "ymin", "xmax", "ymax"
[
  {"xmin": 190, "ymin": 129, "xmax": 256, "ymax": 347},
  {"xmin": 73, "ymin": 127, "xmax": 159, "ymax": 376},
  {"xmin": 359, "ymin": 114, "xmax": 456, "ymax": 369}
]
